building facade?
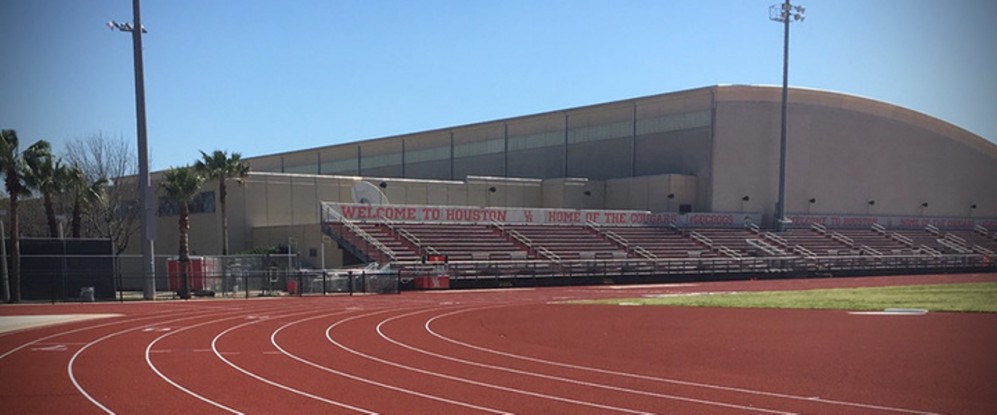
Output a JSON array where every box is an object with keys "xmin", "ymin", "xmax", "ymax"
[{"xmin": 133, "ymin": 85, "xmax": 997, "ymax": 279}]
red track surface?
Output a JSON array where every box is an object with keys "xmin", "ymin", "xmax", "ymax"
[{"xmin": 2, "ymin": 273, "xmax": 996, "ymax": 414}]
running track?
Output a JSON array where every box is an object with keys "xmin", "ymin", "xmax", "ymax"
[{"xmin": 2, "ymin": 273, "xmax": 996, "ymax": 414}]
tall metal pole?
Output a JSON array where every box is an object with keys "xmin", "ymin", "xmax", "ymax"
[
  {"xmin": 776, "ymin": 2, "xmax": 790, "ymax": 232},
  {"xmin": 111, "ymin": 0, "xmax": 156, "ymax": 299},
  {"xmin": 133, "ymin": 0, "xmax": 156, "ymax": 300},
  {"xmin": 1, "ymin": 215, "xmax": 8, "ymax": 303},
  {"xmin": 770, "ymin": 1, "xmax": 805, "ymax": 232}
]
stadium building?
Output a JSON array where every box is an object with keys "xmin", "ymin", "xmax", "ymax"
[{"xmin": 135, "ymin": 85, "xmax": 997, "ymax": 290}]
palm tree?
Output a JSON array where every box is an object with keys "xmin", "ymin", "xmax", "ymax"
[
  {"xmin": 0, "ymin": 130, "xmax": 49, "ymax": 303},
  {"xmin": 65, "ymin": 166, "xmax": 107, "ymax": 238},
  {"xmin": 195, "ymin": 150, "xmax": 249, "ymax": 256},
  {"xmin": 23, "ymin": 144, "xmax": 63, "ymax": 237},
  {"xmin": 159, "ymin": 166, "xmax": 205, "ymax": 299}
]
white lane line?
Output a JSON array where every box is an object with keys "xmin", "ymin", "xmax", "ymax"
[
  {"xmin": 327, "ymin": 308, "xmax": 650, "ymax": 415},
  {"xmin": 379, "ymin": 308, "xmax": 792, "ymax": 415},
  {"xmin": 1, "ymin": 309, "xmax": 186, "ymax": 360},
  {"xmin": 270, "ymin": 308, "xmax": 510, "ymax": 415},
  {"xmin": 849, "ymin": 309, "xmax": 928, "ymax": 316},
  {"xmin": 419, "ymin": 288, "xmax": 535, "ymax": 294},
  {"xmin": 210, "ymin": 310, "xmax": 379, "ymax": 414},
  {"xmin": 146, "ymin": 304, "xmax": 343, "ymax": 415},
  {"xmin": 427, "ymin": 305, "xmax": 942, "ymax": 415},
  {"xmin": 605, "ymin": 284, "xmax": 700, "ymax": 290},
  {"xmin": 68, "ymin": 309, "xmax": 230, "ymax": 415}
]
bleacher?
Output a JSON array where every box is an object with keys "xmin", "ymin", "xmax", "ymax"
[
  {"xmin": 352, "ymin": 222, "xmax": 421, "ymax": 262},
  {"xmin": 834, "ymin": 229, "xmax": 913, "ymax": 255},
  {"xmin": 691, "ymin": 228, "xmax": 761, "ymax": 256},
  {"xmin": 324, "ymin": 214, "xmax": 995, "ymax": 287},
  {"xmin": 900, "ymin": 228, "xmax": 952, "ymax": 254},
  {"xmin": 397, "ymin": 223, "xmax": 530, "ymax": 261},
  {"xmin": 777, "ymin": 228, "xmax": 850, "ymax": 256},
  {"xmin": 508, "ymin": 225, "xmax": 626, "ymax": 260},
  {"xmin": 602, "ymin": 226, "xmax": 715, "ymax": 259}
]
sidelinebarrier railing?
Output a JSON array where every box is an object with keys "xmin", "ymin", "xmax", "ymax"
[
  {"xmin": 390, "ymin": 252, "xmax": 995, "ymax": 285},
  {"xmin": 7, "ymin": 250, "xmax": 994, "ymax": 302}
]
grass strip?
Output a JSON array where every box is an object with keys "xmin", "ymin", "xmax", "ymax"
[{"xmin": 585, "ymin": 282, "xmax": 997, "ymax": 313}]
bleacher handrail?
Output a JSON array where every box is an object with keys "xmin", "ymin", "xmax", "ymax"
[
  {"xmin": 332, "ymin": 214, "xmax": 396, "ymax": 262},
  {"xmin": 745, "ymin": 238, "xmax": 788, "ymax": 256},
  {"xmin": 972, "ymin": 245, "xmax": 994, "ymax": 256},
  {"xmin": 830, "ymin": 232, "xmax": 854, "ymax": 247},
  {"xmin": 631, "ymin": 245, "xmax": 658, "ymax": 260},
  {"xmin": 974, "ymin": 225, "xmax": 989, "ymax": 236},
  {"xmin": 919, "ymin": 244, "xmax": 942, "ymax": 257},
  {"xmin": 871, "ymin": 223, "xmax": 887, "ymax": 234},
  {"xmin": 763, "ymin": 232, "xmax": 789, "ymax": 247},
  {"xmin": 925, "ymin": 224, "xmax": 940, "ymax": 236},
  {"xmin": 937, "ymin": 238, "xmax": 972, "ymax": 254},
  {"xmin": 534, "ymin": 246, "xmax": 562, "ymax": 262},
  {"xmin": 689, "ymin": 231, "xmax": 714, "ymax": 248},
  {"xmin": 811, "ymin": 223, "xmax": 827, "ymax": 234},
  {"xmin": 396, "ymin": 226, "xmax": 440, "ymax": 256},
  {"xmin": 603, "ymin": 229, "xmax": 630, "ymax": 248},
  {"xmin": 792, "ymin": 244, "xmax": 818, "ymax": 260},
  {"xmin": 717, "ymin": 245, "xmax": 742, "ymax": 259},
  {"xmin": 891, "ymin": 232, "xmax": 914, "ymax": 247},
  {"xmin": 859, "ymin": 245, "xmax": 883, "ymax": 257},
  {"xmin": 943, "ymin": 233, "xmax": 968, "ymax": 247}
]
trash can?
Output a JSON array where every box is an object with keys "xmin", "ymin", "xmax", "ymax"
[{"xmin": 80, "ymin": 286, "xmax": 95, "ymax": 302}]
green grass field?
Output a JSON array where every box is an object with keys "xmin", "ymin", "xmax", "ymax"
[{"xmin": 588, "ymin": 282, "xmax": 997, "ymax": 313}]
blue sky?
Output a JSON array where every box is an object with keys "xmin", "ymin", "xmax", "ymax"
[{"xmin": 2, "ymin": 0, "xmax": 995, "ymax": 172}]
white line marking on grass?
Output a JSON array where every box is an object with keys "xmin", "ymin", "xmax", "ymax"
[
  {"xmin": 605, "ymin": 284, "xmax": 699, "ymax": 290},
  {"xmin": 849, "ymin": 309, "xmax": 928, "ymax": 316},
  {"xmin": 420, "ymin": 288, "xmax": 535, "ymax": 294}
]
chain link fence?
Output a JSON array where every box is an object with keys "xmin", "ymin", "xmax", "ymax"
[{"xmin": 8, "ymin": 251, "xmax": 399, "ymax": 302}]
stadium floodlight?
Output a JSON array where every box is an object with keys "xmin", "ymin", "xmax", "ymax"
[
  {"xmin": 107, "ymin": 21, "xmax": 147, "ymax": 33},
  {"xmin": 770, "ymin": 0, "xmax": 806, "ymax": 232},
  {"xmin": 109, "ymin": 0, "xmax": 156, "ymax": 300}
]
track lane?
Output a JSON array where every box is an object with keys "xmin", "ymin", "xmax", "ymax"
[
  {"xmin": 68, "ymin": 303, "xmax": 294, "ymax": 414},
  {"xmin": 375, "ymin": 306, "xmax": 799, "ymax": 415},
  {"xmin": 320, "ymin": 305, "xmax": 657, "ymax": 414},
  {"xmin": 426, "ymin": 303, "xmax": 961, "ymax": 414}
]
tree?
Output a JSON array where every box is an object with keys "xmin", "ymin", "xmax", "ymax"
[
  {"xmin": 64, "ymin": 134, "xmax": 137, "ymax": 254},
  {"xmin": 195, "ymin": 150, "xmax": 250, "ymax": 256},
  {"xmin": 1, "ymin": 130, "xmax": 49, "ymax": 303},
  {"xmin": 23, "ymin": 143, "xmax": 63, "ymax": 238},
  {"xmin": 159, "ymin": 166, "xmax": 205, "ymax": 299},
  {"xmin": 64, "ymin": 166, "xmax": 107, "ymax": 238}
]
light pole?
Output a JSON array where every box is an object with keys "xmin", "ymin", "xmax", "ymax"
[
  {"xmin": 770, "ymin": 0, "xmax": 805, "ymax": 232},
  {"xmin": 1, "ymin": 210, "xmax": 8, "ymax": 303},
  {"xmin": 109, "ymin": 0, "xmax": 156, "ymax": 300}
]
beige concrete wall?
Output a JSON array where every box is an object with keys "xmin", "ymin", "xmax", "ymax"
[
  {"xmin": 541, "ymin": 178, "xmax": 605, "ymax": 209},
  {"xmin": 605, "ymin": 174, "xmax": 698, "ymax": 212},
  {"xmin": 713, "ymin": 87, "xmax": 997, "ymax": 220},
  {"xmin": 131, "ymin": 85, "xmax": 996, "ymax": 273}
]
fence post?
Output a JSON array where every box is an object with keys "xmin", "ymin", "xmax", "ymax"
[
  {"xmin": 348, "ymin": 271, "xmax": 353, "ymax": 296},
  {"xmin": 244, "ymin": 273, "xmax": 249, "ymax": 299}
]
